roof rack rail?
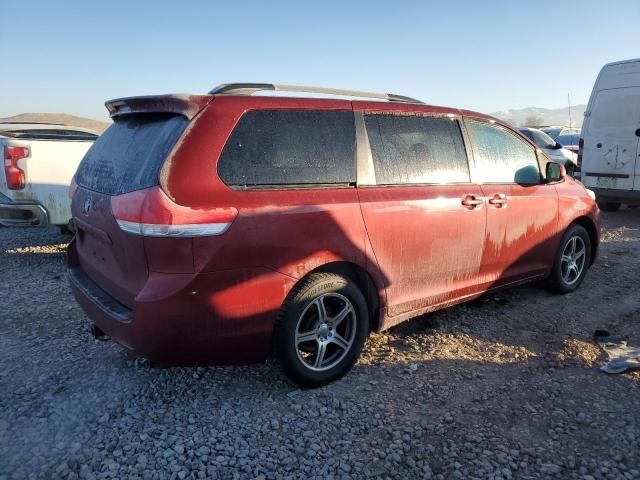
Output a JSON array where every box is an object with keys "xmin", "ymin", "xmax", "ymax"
[{"xmin": 208, "ymin": 83, "xmax": 423, "ymax": 104}]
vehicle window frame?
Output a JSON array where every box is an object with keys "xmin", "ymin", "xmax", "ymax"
[
  {"xmin": 217, "ymin": 108, "xmax": 357, "ymax": 191},
  {"xmin": 463, "ymin": 118, "xmax": 545, "ymax": 186},
  {"xmin": 357, "ymin": 112, "xmax": 473, "ymax": 188}
]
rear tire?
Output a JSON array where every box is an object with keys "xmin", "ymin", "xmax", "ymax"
[
  {"xmin": 273, "ymin": 272, "xmax": 369, "ymax": 388},
  {"xmin": 598, "ymin": 201, "xmax": 621, "ymax": 212},
  {"xmin": 548, "ymin": 224, "xmax": 591, "ymax": 294}
]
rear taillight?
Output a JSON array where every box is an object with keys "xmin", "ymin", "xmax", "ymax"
[
  {"xmin": 111, "ymin": 187, "xmax": 237, "ymax": 237},
  {"xmin": 3, "ymin": 146, "xmax": 29, "ymax": 190},
  {"xmin": 576, "ymin": 137, "xmax": 584, "ymax": 172},
  {"xmin": 69, "ymin": 177, "xmax": 78, "ymax": 199}
]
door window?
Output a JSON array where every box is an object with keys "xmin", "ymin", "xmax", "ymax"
[
  {"xmin": 218, "ymin": 110, "xmax": 356, "ymax": 187},
  {"xmin": 364, "ymin": 114, "xmax": 470, "ymax": 185},
  {"xmin": 467, "ymin": 120, "xmax": 541, "ymax": 184}
]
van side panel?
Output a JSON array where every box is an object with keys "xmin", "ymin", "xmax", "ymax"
[
  {"xmin": 165, "ymin": 98, "xmax": 374, "ymax": 355},
  {"xmin": 582, "ymin": 59, "xmax": 640, "ymax": 198}
]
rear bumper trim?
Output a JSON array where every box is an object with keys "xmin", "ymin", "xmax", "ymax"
[
  {"xmin": 68, "ymin": 266, "xmax": 132, "ymax": 323},
  {"xmin": 584, "ymin": 172, "xmax": 630, "ymax": 179},
  {"xmin": 590, "ymin": 188, "xmax": 640, "ymax": 204},
  {"xmin": 0, "ymin": 200, "xmax": 49, "ymax": 226}
]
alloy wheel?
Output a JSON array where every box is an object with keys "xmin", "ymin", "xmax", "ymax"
[
  {"xmin": 560, "ymin": 235, "xmax": 586, "ymax": 285},
  {"xmin": 294, "ymin": 293, "xmax": 357, "ymax": 372}
]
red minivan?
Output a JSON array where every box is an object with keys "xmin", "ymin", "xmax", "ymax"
[{"xmin": 68, "ymin": 83, "xmax": 600, "ymax": 387}]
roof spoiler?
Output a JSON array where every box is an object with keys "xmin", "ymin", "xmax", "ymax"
[{"xmin": 105, "ymin": 94, "xmax": 212, "ymax": 120}]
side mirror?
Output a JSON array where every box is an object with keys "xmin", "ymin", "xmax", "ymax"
[
  {"xmin": 552, "ymin": 142, "xmax": 563, "ymax": 150},
  {"xmin": 546, "ymin": 162, "xmax": 565, "ymax": 183}
]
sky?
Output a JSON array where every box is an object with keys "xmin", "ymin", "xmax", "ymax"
[{"xmin": 2, "ymin": 0, "xmax": 639, "ymax": 121}]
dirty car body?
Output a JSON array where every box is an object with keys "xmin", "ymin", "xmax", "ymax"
[{"xmin": 68, "ymin": 85, "xmax": 600, "ymax": 386}]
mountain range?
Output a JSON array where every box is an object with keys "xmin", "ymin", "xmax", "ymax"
[
  {"xmin": 0, "ymin": 113, "xmax": 110, "ymax": 132},
  {"xmin": 490, "ymin": 105, "xmax": 586, "ymax": 128}
]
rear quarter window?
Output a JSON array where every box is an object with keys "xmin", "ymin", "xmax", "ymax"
[
  {"xmin": 75, "ymin": 114, "xmax": 188, "ymax": 195},
  {"xmin": 218, "ymin": 110, "xmax": 356, "ymax": 187}
]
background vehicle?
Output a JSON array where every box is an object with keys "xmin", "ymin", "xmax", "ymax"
[
  {"xmin": 555, "ymin": 132, "xmax": 581, "ymax": 174},
  {"xmin": 580, "ymin": 58, "xmax": 640, "ymax": 211},
  {"xmin": 518, "ymin": 127, "xmax": 578, "ymax": 175},
  {"xmin": 539, "ymin": 126, "xmax": 580, "ymax": 140},
  {"xmin": 68, "ymin": 84, "xmax": 600, "ymax": 387},
  {"xmin": 555, "ymin": 133, "xmax": 580, "ymax": 153},
  {"xmin": 0, "ymin": 122, "xmax": 98, "ymax": 228}
]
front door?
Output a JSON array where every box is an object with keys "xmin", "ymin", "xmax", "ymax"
[
  {"xmin": 355, "ymin": 110, "xmax": 486, "ymax": 318},
  {"xmin": 464, "ymin": 118, "xmax": 559, "ymax": 288}
]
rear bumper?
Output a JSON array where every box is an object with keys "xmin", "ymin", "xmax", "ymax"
[
  {"xmin": 0, "ymin": 196, "xmax": 49, "ymax": 226},
  {"xmin": 67, "ymin": 238, "xmax": 292, "ymax": 365},
  {"xmin": 591, "ymin": 188, "xmax": 640, "ymax": 205}
]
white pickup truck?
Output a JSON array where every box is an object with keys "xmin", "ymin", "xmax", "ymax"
[{"xmin": 0, "ymin": 122, "xmax": 98, "ymax": 230}]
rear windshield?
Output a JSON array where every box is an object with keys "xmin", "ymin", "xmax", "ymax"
[{"xmin": 75, "ymin": 114, "xmax": 188, "ymax": 195}]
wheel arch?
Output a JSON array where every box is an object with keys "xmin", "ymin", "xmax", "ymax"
[
  {"xmin": 571, "ymin": 215, "xmax": 599, "ymax": 266},
  {"xmin": 305, "ymin": 261, "xmax": 382, "ymax": 332}
]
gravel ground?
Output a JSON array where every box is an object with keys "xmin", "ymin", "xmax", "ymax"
[{"xmin": 1, "ymin": 209, "xmax": 639, "ymax": 480}]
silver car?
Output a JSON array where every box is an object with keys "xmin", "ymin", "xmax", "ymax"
[{"xmin": 518, "ymin": 127, "xmax": 578, "ymax": 176}]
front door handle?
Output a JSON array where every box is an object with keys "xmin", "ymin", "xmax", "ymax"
[
  {"xmin": 461, "ymin": 195, "xmax": 483, "ymax": 209},
  {"xmin": 488, "ymin": 193, "xmax": 508, "ymax": 207}
]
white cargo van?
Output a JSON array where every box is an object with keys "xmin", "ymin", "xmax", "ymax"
[{"xmin": 581, "ymin": 58, "xmax": 640, "ymax": 211}]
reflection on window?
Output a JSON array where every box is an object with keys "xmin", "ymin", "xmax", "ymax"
[{"xmin": 468, "ymin": 120, "xmax": 540, "ymax": 184}]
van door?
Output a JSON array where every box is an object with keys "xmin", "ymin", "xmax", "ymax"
[
  {"xmin": 464, "ymin": 118, "xmax": 559, "ymax": 288},
  {"xmin": 582, "ymin": 87, "xmax": 640, "ymax": 192},
  {"xmin": 355, "ymin": 111, "xmax": 486, "ymax": 318}
]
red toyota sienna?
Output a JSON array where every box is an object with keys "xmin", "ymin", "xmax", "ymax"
[{"xmin": 68, "ymin": 83, "xmax": 600, "ymax": 387}]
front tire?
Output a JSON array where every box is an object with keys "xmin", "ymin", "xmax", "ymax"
[
  {"xmin": 273, "ymin": 272, "xmax": 369, "ymax": 388},
  {"xmin": 548, "ymin": 224, "xmax": 591, "ymax": 293}
]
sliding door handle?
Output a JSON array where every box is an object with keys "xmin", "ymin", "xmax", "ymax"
[
  {"xmin": 461, "ymin": 195, "xmax": 483, "ymax": 209},
  {"xmin": 488, "ymin": 193, "xmax": 508, "ymax": 207}
]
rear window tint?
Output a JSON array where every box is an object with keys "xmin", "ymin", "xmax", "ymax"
[
  {"xmin": 75, "ymin": 114, "xmax": 188, "ymax": 195},
  {"xmin": 218, "ymin": 110, "xmax": 355, "ymax": 187},
  {"xmin": 364, "ymin": 114, "xmax": 470, "ymax": 185}
]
